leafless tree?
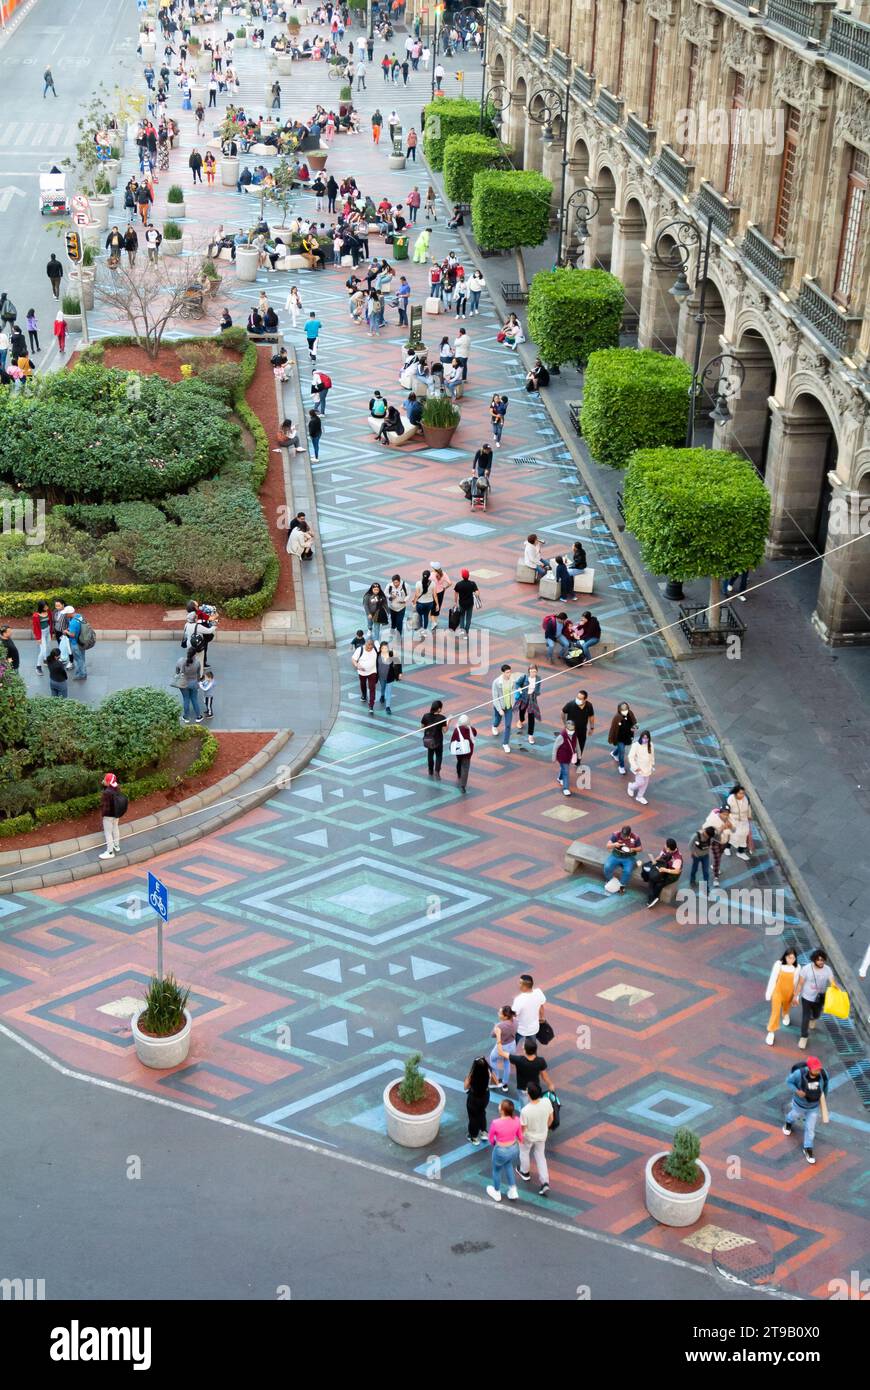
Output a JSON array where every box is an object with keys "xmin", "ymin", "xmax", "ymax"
[{"xmin": 94, "ymin": 244, "xmax": 212, "ymax": 358}]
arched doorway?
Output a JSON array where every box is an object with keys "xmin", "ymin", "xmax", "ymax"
[
  {"xmin": 587, "ymin": 165, "xmax": 616, "ymax": 271},
  {"xmin": 722, "ymin": 329, "xmax": 777, "ymax": 475},
  {"xmin": 611, "ymin": 196, "xmax": 647, "ymax": 331},
  {"xmin": 765, "ymin": 390, "xmax": 838, "ymax": 560}
]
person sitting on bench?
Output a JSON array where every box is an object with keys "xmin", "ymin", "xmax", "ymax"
[
  {"xmin": 447, "ymin": 204, "xmax": 465, "ymax": 229},
  {"xmin": 377, "ymin": 404, "xmax": 404, "ymax": 444},
  {"xmin": 301, "ymin": 233, "xmax": 326, "ymax": 270},
  {"xmin": 275, "ymin": 418, "xmax": 304, "ymax": 453},
  {"xmin": 247, "ymin": 308, "xmax": 265, "ymax": 336},
  {"xmin": 263, "ymin": 305, "xmax": 279, "ymax": 333},
  {"xmin": 641, "ymin": 839, "xmax": 683, "ymax": 908},
  {"xmin": 526, "ymin": 358, "xmax": 550, "ymax": 392},
  {"xmin": 603, "ymin": 825, "xmax": 642, "ymax": 894}
]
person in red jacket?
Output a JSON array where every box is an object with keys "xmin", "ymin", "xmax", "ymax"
[
  {"xmin": 32, "ymin": 599, "xmax": 51, "ymax": 672},
  {"xmin": 98, "ymin": 772, "xmax": 128, "ymax": 860}
]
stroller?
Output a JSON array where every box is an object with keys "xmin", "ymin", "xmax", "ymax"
[{"xmin": 459, "ymin": 473, "xmax": 489, "ymax": 511}]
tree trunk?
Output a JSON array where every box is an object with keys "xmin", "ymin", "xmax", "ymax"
[
  {"xmin": 708, "ymin": 576, "xmax": 722, "ymax": 633},
  {"xmin": 514, "ymin": 248, "xmax": 528, "ymax": 294}
]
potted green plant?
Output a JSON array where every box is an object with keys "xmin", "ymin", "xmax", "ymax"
[
  {"xmin": 308, "ymin": 148, "xmax": 328, "ymax": 172},
  {"xmin": 61, "ymin": 293, "xmax": 82, "ymax": 333},
  {"xmin": 383, "ymin": 1053, "xmax": 446, "ymax": 1147},
  {"xmin": 421, "ymin": 393, "xmax": 461, "ymax": 448},
  {"xmin": 200, "ymin": 258, "xmax": 221, "ymax": 294},
  {"xmin": 89, "ymin": 172, "xmax": 113, "ymax": 229},
  {"xmin": 235, "ymin": 24, "xmax": 247, "ymax": 46},
  {"xmin": 132, "ymin": 975, "xmax": 192, "ymax": 1069},
  {"xmin": 166, "ymin": 183, "xmax": 186, "ymax": 218},
  {"xmin": 162, "ymin": 220, "xmax": 183, "ymax": 255},
  {"xmin": 339, "ymin": 85, "xmax": 352, "ymax": 102},
  {"xmin": 645, "ymin": 1127, "xmax": 712, "ymax": 1227}
]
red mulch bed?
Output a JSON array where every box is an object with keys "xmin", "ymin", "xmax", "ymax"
[
  {"xmin": 387, "ymin": 1080, "xmax": 443, "ymax": 1116},
  {"xmin": 650, "ymin": 1155, "xmax": 706, "ymax": 1195},
  {"xmin": 1, "ymin": 731, "xmax": 274, "ymax": 849},
  {"xmin": 36, "ymin": 342, "xmax": 296, "ymax": 628}
]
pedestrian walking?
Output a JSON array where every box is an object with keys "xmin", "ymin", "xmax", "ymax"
[
  {"xmin": 25, "ymin": 309, "xmax": 39, "ymax": 354},
  {"xmin": 603, "ymin": 824, "xmax": 642, "ymax": 893},
  {"xmin": 794, "ymin": 948, "xmax": 840, "ymax": 1050},
  {"xmin": 311, "ymin": 367, "xmax": 331, "ymax": 415},
  {"xmin": 608, "ymin": 701, "xmax": 637, "ymax": 775},
  {"xmin": 453, "ymin": 326, "xmax": 470, "ymax": 380},
  {"xmin": 491, "ymin": 663, "xmax": 519, "ymax": 752},
  {"xmin": 702, "ymin": 803, "xmax": 733, "ymax": 886},
  {"xmin": 449, "ymin": 713, "xmax": 476, "ymax": 793},
  {"xmin": 208, "ymin": 76, "xmax": 218, "ymax": 108},
  {"xmin": 552, "ymin": 720, "xmax": 578, "ymax": 795},
  {"xmin": 352, "ymin": 636, "xmax": 378, "ymax": 714},
  {"xmin": 0, "ymin": 325, "xmax": 8, "ymax": 371},
  {"xmin": 406, "ymin": 127, "xmax": 418, "ymax": 160},
  {"xmin": 145, "ymin": 223, "xmax": 162, "ymax": 262},
  {"xmin": 516, "ymin": 664, "xmax": 542, "ymax": 744},
  {"xmin": 765, "ymin": 945, "xmax": 799, "ymax": 1045},
  {"xmin": 304, "ymin": 311, "xmax": 322, "ymax": 360},
  {"xmin": 783, "ymin": 1056, "xmax": 829, "ymax": 1164},
  {"xmin": 411, "ymin": 226, "xmax": 430, "ymax": 263},
  {"xmin": 467, "ymin": 268, "xmax": 484, "ymax": 313},
  {"xmin": 204, "ymin": 151, "xmax": 216, "ymax": 185},
  {"xmin": 413, "ymin": 568, "xmax": 438, "ymax": 634},
  {"xmin": 627, "ymin": 730, "xmax": 655, "ymax": 804},
  {"xmin": 406, "ymin": 185, "xmax": 421, "ymax": 222},
  {"xmin": 516, "ymin": 1083, "xmax": 554, "ymax": 1197},
  {"xmin": 172, "ymin": 647, "xmax": 203, "ymax": 723},
  {"xmin": 31, "ymin": 600, "xmax": 51, "ymax": 672},
  {"xmin": 640, "ymin": 838, "xmax": 683, "ymax": 908},
  {"xmin": 376, "ymin": 641, "xmax": 399, "ymax": 714},
  {"xmin": 124, "ymin": 224, "xmax": 139, "ymax": 266},
  {"xmin": 356, "ymin": 58, "xmax": 367, "ymax": 90},
  {"xmin": 486, "ymin": 1099, "xmax": 522, "ymax": 1203},
  {"xmin": 512, "ymin": 973, "xmax": 548, "ymax": 1051},
  {"xmin": 421, "ymin": 699, "xmax": 446, "ymax": 778},
  {"xmin": 560, "ymin": 689, "xmax": 594, "ymax": 756},
  {"xmin": 464, "ymin": 1056, "xmax": 491, "ymax": 1145},
  {"xmin": 362, "ymin": 582, "xmax": 389, "ymax": 643},
  {"xmin": 725, "ymin": 784, "xmax": 754, "ymax": 860},
  {"xmin": 487, "ymin": 1005, "xmax": 517, "ymax": 1091},
  {"xmin": 98, "ymin": 773, "xmax": 128, "ymax": 860},
  {"xmin": 307, "ymin": 409, "xmax": 322, "ymax": 458},
  {"xmin": 43, "ymin": 67, "xmax": 57, "ymax": 98},
  {"xmin": 371, "ymin": 107, "xmax": 383, "ymax": 142},
  {"xmin": 46, "ymin": 646, "xmax": 68, "ymax": 697},
  {"xmin": 271, "ymin": 81, "xmax": 281, "ymax": 110},
  {"xmin": 52, "ymin": 310, "xmax": 67, "ymax": 355},
  {"xmin": 424, "ymin": 185, "xmax": 437, "ymax": 221},
  {"xmin": 430, "ymin": 563, "xmax": 451, "ymax": 622},
  {"xmin": 64, "ymin": 606, "xmax": 89, "ymax": 680},
  {"xmin": 46, "ymin": 255, "xmax": 63, "ymax": 298},
  {"xmin": 285, "ymin": 285, "xmax": 303, "ymax": 328},
  {"xmin": 189, "ymin": 149, "xmax": 204, "ymax": 184},
  {"xmin": 451, "ymin": 567, "xmax": 479, "ymax": 636},
  {"xmin": 498, "ymin": 1037, "xmax": 554, "ymax": 1105}
]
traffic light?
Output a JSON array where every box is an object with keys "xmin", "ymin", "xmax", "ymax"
[{"xmin": 65, "ymin": 230, "xmax": 82, "ymax": 264}]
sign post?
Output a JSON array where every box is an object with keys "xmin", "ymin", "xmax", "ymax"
[
  {"xmin": 408, "ymin": 303, "xmax": 424, "ymax": 350},
  {"xmin": 147, "ymin": 872, "xmax": 169, "ymax": 979}
]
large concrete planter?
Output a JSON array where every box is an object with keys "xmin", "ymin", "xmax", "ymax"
[
  {"xmin": 64, "ymin": 313, "xmax": 82, "ymax": 333},
  {"xmin": 263, "ymin": 84, "xmax": 276, "ymax": 108},
  {"xmin": 190, "ymin": 84, "xmax": 207, "ymax": 109},
  {"xmin": 383, "ymin": 1078, "xmax": 446, "ymax": 1148},
  {"xmin": 277, "ymin": 54, "xmax": 293, "ymax": 75},
  {"xmin": 161, "ymin": 235, "xmax": 183, "ymax": 256},
  {"xmin": 141, "ymin": 41, "xmax": 156, "ymax": 64},
  {"xmin": 80, "ymin": 222, "xmax": 101, "ymax": 253},
  {"xmin": 644, "ymin": 1152, "xmax": 712, "ymax": 1228},
  {"xmin": 89, "ymin": 194, "xmax": 112, "ymax": 229},
  {"xmin": 388, "ymin": 154, "xmax": 406, "ymax": 171},
  {"xmin": 221, "ymin": 155, "xmax": 239, "ymax": 187},
  {"xmin": 103, "ymin": 159, "xmax": 121, "ymax": 189},
  {"xmin": 234, "ymin": 34, "xmax": 247, "ymax": 48},
  {"xmin": 235, "ymin": 244, "xmax": 259, "ymax": 281},
  {"xmin": 167, "ymin": 199, "xmax": 186, "ymax": 218},
  {"xmin": 132, "ymin": 1008, "xmax": 192, "ymax": 1070},
  {"xmin": 421, "ymin": 423, "xmax": 458, "ymax": 449}
]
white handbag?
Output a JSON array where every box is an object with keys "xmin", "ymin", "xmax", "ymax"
[{"xmin": 452, "ymin": 736, "xmax": 471, "ymax": 756}]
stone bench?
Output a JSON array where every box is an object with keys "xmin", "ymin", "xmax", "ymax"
[
  {"xmin": 563, "ymin": 840, "xmax": 679, "ymax": 904},
  {"xmin": 516, "ymin": 561, "xmax": 538, "ymax": 583},
  {"xmin": 539, "ymin": 569, "xmax": 596, "ymax": 600},
  {"xmin": 368, "ymin": 415, "xmax": 421, "ymax": 445},
  {"xmin": 248, "ymin": 331, "xmax": 280, "ymax": 343},
  {"xmin": 523, "ymin": 633, "xmax": 615, "ymax": 662},
  {"xmin": 275, "ymin": 253, "xmax": 312, "ymax": 270}
]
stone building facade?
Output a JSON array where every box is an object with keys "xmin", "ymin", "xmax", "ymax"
[{"xmin": 485, "ymin": 0, "xmax": 870, "ymax": 643}]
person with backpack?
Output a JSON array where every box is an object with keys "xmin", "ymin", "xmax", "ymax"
[
  {"xmin": 793, "ymin": 948, "xmax": 840, "ymax": 1050},
  {"xmin": 98, "ymin": 773, "xmax": 128, "ymax": 860},
  {"xmin": 783, "ymin": 1056, "xmax": 829, "ymax": 1164},
  {"xmin": 64, "ymin": 606, "xmax": 92, "ymax": 680},
  {"xmin": 552, "ymin": 720, "xmax": 579, "ymax": 796},
  {"xmin": 516, "ymin": 1082, "xmax": 554, "ymax": 1197},
  {"xmin": 311, "ymin": 368, "xmax": 331, "ymax": 415}
]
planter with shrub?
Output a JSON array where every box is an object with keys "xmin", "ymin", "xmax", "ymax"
[
  {"xmin": 527, "ymin": 267, "xmax": 624, "ymax": 368},
  {"xmin": 88, "ymin": 180, "xmax": 113, "ymax": 229},
  {"xmin": 443, "ymin": 133, "xmax": 506, "ymax": 204},
  {"xmin": 339, "ymin": 85, "xmax": 352, "ymax": 102},
  {"xmin": 235, "ymin": 25, "xmax": 247, "ymax": 46},
  {"xmin": 383, "ymin": 1054, "xmax": 446, "ymax": 1147},
  {"xmin": 423, "ymin": 97, "xmax": 486, "ymax": 169},
  {"xmin": 166, "ymin": 184, "xmax": 186, "ymax": 218},
  {"xmin": 421, "ymin": 393, "xmax": 461, "ymax": 448},
  {"xmin": 644, "ymin": 1127, "xmax": 711, "ymax": 1227},
  {"xmin": 308, "ymin": 150, "xmax": 328, "ymax": 171},
  {"xmin": 132, "ymin": 975, "xmax": 192, "ymax": 1069},
  {"xmin": 161, "ymin": 220, "xmax": 183, "ymax": 255},
  {"xmin": 61, "ymin": 294, "xmax": 82, "ymax": 332},
  {"xmin": 579, "ymin": 347, "xmax": 693, "ymax": 469}
]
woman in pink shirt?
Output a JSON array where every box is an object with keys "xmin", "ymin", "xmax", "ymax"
[{"xmin": 487, "ymin": 1099, "xmax": 523, "ymax": 1203}]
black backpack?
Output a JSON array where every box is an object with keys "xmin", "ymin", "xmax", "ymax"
[
  {"xmin": 113, "ymin": 790, "xmax": 129, "ymax": 818},
  {"xmin": 543, "ymin": 1089, "xmax": 561, "ymax": 1131}
]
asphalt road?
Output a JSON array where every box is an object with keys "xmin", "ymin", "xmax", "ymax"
[
  {"xmin": 0, "ymin": 0, "xmax": 138, "ymax": 367},
  {"xmin": 0, "ymin": 1027, "xmax": 784, "ymax": 1303}
]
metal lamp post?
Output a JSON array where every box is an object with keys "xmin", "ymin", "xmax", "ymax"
[
  {"xmin": 563, "ymin": 186, "xmax": 599, "ymax": 268},
  {"xmin": 653, "ymin": 212, "xmax": 714, "ymax": 600},
  {"xmin": 698, "ymin": 352, "xmax": 746, "ymax": 429},
  {"xmin": 527, "ymin": 85, "xmax": 570, "ymax": 260}
]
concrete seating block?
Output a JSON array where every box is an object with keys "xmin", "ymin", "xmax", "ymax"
[
  {"xmin": 516, "ymin": 562, "xmax": 537, "ymax": 584},
  {"xmin": 573, "ymin": 568, "xmax": 595, "ymax": 593},
  {"xmin": 523, "ymin": 634, "xmax": 615, "ymax": 661},
  {"xmin": 538, "ymin": 575, "xmax": 561, "ymax": 601},
  {"xmin": 563, "ymin": 840, "xmax": 678, "ymax": 904}
]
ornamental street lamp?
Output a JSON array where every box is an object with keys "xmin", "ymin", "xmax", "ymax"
[
  {"xmin": 527, "ymin": 85, "xmax": 571, "ymax": 264},
  {"xmin": 699, "ymin": 352, "xmax": 746, "ymax": 428},
  {"xmin": 482, "ymin": 81, "xmax": 511, "ymax": 137},
  {"xmin": 563, "ymin": 186, "xmax": 600, "ymax": 266}
]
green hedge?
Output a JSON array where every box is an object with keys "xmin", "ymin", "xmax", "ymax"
[
  {"xmin": 527, "ymin": 268, "xmax": 624, "ymax": 367},
  {"xmin": 235, "ymin": 394, "xmax": 270, "ymax": 492},
  {"xmin": 0, "ymin": 813, "xmax": 35, "ymax": 838},
  {"xmin": 0, "ymin": 664, "xmax": 27, "ymax": 752},
  {"xmin": 0, "ymin": 582, "xmax": 186, "ymax": 618},
  {"xmin": 624, "ymin": 447, "xmax": 770, "ymax": 582},
  {"xmin": 471, "ymin": 169, "xmax": 552, "ymax": 252},
  {"xmin": 423, "ymin": 98, "xmax": 487, "ymax": 169},
  {"xmin": 224, "ymin": 551, "xmax": 280, "ymax": 618},
  {"xmin": 443, "ymin": 133, "xmax": 506, "ymax": 204},
  {"xmin": 579, "ymin": 348, "xmax": 692, "ymax": 469}
]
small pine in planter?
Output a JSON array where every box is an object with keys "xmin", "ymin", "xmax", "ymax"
[
  {"xmin": 236, "ymin": 26, "xmax": 247, "ymax": 38},
  {"xmin": 664, "ymin": 1127, "xmax": 703, "ymax": 1186},
  {"xmin": 110, "ymin": 145, "xmax": 122, "ymax": 161},
  {"xmin": 163, "ymin": 220, "xmax": 183, "ymax": 240},
  {"xmin": 201, "ymin": 258, "xmax": 219, "ymax": 281},
  {"xmin": 167, "ymin": 184, "xmax": 185, "ymax": 205},
  {"xmin": 94, "ymin": 173, "xmax": 111, "ymax": 197},
  {"xmin": 422, "ymin": 394, "xmax": 461, "ymax": 429},
  {"xmin": 139, "ymin": 974, "xmax": 190, "ymax": 1037},
  {"xmin": 340, "ymin": 85, "xmax": 352, "ymax": 101},
  {"xmin": 61, "ymin": 294, "xmax": 81, "ymax": 316},
  {"xmin": 398, "ymin": 1052, "xmax": 426, "ymax": 1106}
]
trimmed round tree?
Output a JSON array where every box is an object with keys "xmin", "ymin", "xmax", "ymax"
[
  {"xmin": 471, "ymin": 169, "xmax": 552, "ymax": 291},
  {"xmin": 443, "ymin": 133, "xmax": 507, "ymax": 204},
  {"xmin": 579, "ymin": 348, "xmax": 692, "ymax": 469},
  {"xmin": 423, "ymin": 98, "xmax": 487, "ymax": 169},
  {"xmin": 624, "ymin": 447, "xmax": 770, "ymax": 623},
  {"xmin": 528, "ymin": 268, "xmax": 624, "ymax": 368}
]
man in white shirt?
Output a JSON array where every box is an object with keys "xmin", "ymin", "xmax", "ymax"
[
  {"xmin": 387, "ymin": 574, "xmax": 409, "ymax": 635},
  {"xmin": 517, "ymin": 1083, "xmax": 553, "ymax": 1196},
  {"xmin": 512, "ymin": 972, "xmax": 547, "ymax": 1048},
  {"xmin": 453, "ymin": 328, "xmax": 470, "ymax": 380},
  {"xmin": 356, "ymin": 58, "xmax": 367, "ymax": 90}
]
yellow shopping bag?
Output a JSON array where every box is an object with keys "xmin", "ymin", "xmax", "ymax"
[{"xmin": 823, "ymin": 985, "xmax": 850, "ymax": 1020}]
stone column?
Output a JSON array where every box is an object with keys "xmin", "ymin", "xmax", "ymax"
[
  {"xmin": 610, "ymin": 206, "xmax": 647, "ymax": 328},
  {"xmin": 764, "ymin": 401, "xmax": 834, "ymax": 555},
  {"xmin": 586, "ymin": 181, "xmax": 616, "ymax": 272},
  {"xmin": 638, "ymin": 244, "xmax": 680, "ymax": 353},
  {"xmin": 812, "ymin": 475, "xmax": 870, "ymax": 645}
]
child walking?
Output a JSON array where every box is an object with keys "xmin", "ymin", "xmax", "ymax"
[{"xmin": 199, "ymin": 666, "xmax": 215, "ymax": 719}]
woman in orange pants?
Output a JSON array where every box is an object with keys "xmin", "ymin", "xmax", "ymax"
[{"xmin": 765, "ymin": 946, "xmax": 799, "ymax": 1045}]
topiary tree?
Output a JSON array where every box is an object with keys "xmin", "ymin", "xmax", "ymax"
[
  {"xmin": 0, "ymin": 661, "xmax": 27, "ymax": 754},
  {"xmin": 443, "ymin": 133, "xmax": 507, "ymax": 204},
  {"xmin": 471, "ymin": 169, "xmax": 552, "ymax": 292},
  {"xmin": 579, "ymin": 348, "xmax": 692, "ymax": 469},
  {"xmin": 423, "ymin": 97, "xmax": 488, "ymax": 169},
  {"xmin": 262, "ymin": 154, "xmax": 299, "ymax": 226},
  {"xmin": 624, "ymin": 446, "xmax": 770, "ymax": 624},
  {"xmin": 397, "ymin": 1052, "xmax": 426, "ymax": 1105},
  {"xmin": 663, "ymin": 1127, "xmax": 702, "ymax": 1184},
  {"xmin": 528, "ymin": 268, "xmax": 624, "ymax": 368}
]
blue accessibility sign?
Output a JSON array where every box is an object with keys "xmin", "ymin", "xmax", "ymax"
[{"xmin": 147, "ymin": 872, "xmax": 169, "ymax": 922}]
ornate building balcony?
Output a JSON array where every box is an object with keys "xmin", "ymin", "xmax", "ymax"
[
  {"xmin": 797, "ymin": 278, "xmax": 863, "ymax": 356},
  {"xmin": 741, "ymin": 224, "xmax": 796, "ymax": 293},
  {"xmin": 765, "ymin": 0, "xmax": 833, "ymax": 44},
  {"xmin": 626, "ymin": 112, "xmax": 656, "ymax": 160},
  {"xmin": 513, "ymin": 15, "xmax": 530, "ymax": 44},
  {"xmin": 596, "ymin": 87, "xmax": 624, "ymax": 127},
  {"xmin": 552, "ymin": 47, "xmax": 571, "ymax": 82},
  {"xmin": 572, "ymin": 67, "xmax": 595, "ymax": 103},
  {"xmin": 826, "ymin": 10, "xmax": 870, "ymax": 77},
  {"xmin": 489, "ymin": 0, "xmax": 506, "ymax": 22},
  {"xmin": 696, "ymin": 181, "xmax": 740, "ymax": 237},
  {"xmin": 654, "ymin": 145, "xmax": 693, "ymax": 197},
  {"xmin": 530, "ymin": 30, "xmax": 549, "ymax": 59}
]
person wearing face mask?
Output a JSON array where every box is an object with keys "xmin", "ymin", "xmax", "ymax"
[
  {"xmin": 608, "ymin": 701, "xmax": 637, "ymax": 775},
  {"xmin": 560, "ymin": 690, "xmax": 594, "ymax": 756},
  {"xmin": 552, "ymin": 719, "xmax": 579, "ymax": 795},
  {"xmin": 362, "ymin": 582, "xmax": 389, "ymax": 645},
  {"xmin": 627, "ymin": 729, "xmax": 655, "ymax": 805},
  {"xmin": 515, "ymin": 664, "xmax": 542, "ymax": 745}
]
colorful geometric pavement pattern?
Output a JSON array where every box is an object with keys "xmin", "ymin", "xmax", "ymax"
[{"xmin": 3, "ymin": 16, "xmax": 869, "ymax": 1299}]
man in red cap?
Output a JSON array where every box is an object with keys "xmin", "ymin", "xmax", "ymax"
[
  {"xmin": 98, "ymin": 773, "xmax": 128, "ymax": 861},
  {"xmin": 452, "ymin": 568, "xmax": 480, "ymax": 636},
  {"xmin": 783, "ymin": 1055, "xmax": 829, "ymax": 1164}
]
